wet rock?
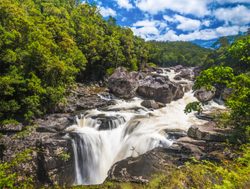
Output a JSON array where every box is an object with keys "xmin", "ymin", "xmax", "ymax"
[
  {"xmin": 91, "ymin": 114, "xmax": 126, "ymax": 130},
  {"xmin": 141, "ymin": 100, "xmax": 166, "ymax": 109},
  {"xmin": 172, "ymin": 65, "xmax": 184, "ymax": 72},
  {"xmin": 76, "ymin": 95, "xmax": 115, "ymax": 110},
  {"xmin": 108, "ymin": 67, "xmax": 140, "ymax": 99},
  {"xmin": 108, "ymin": 146, "xmax": 194, "ymax": 183},
  {"xmin": 173, "ymin": 75, "xmax": 182, "ymax": 80},
  {"xmin": 194, "ymin": 88, "xmax": 215, "ymax": 102},
  {"xmin": 187, "ymin": 125, "xmax": 228, "ymax": 142},
  {"xmin": 37, "ymin": 136, "xmax": 75, "ymax": 186},
  {"xmin": 156, "ymin": 69, "xmax": 163, "ymax": 74},
  {"xmin": 137, "ymin": 75, "xmax": 184, "ymax": 104},
  {"xmin": 175, "ymin": 69, "xmax": 193, "ymax": 80}
]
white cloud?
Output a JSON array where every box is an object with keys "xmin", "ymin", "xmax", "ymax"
[
  {"xmin": 202, "ymin": 20, "xmax": 211, "ymax": 27},
  {"xmin": 174, "ymin": 15, "xmax": 201, "ymax": 31},
  {"xmin": 157, "ymin": 26, "xmax": 248, "ymax": 41},
  {"xmin": 163, "ymin": 15, "xmax": 175, "ymax": 22},
  {"xmin": 116, "ymin": 0, "xmax": 133, "ymax": 10},
  {"xmin": 131, "ymin": 19, "xmax": 167, "ymax": 40},
  {"xmin": 216, "ymin": 0, "xmax": 250, "ymax": 4},
  {"xmin": 214, "ymin": 5, "xmax": 250, "ymax": 25},
  {"xmin": 99, "ymin": 6, "xmax": 117, "ymax": 17},
  {"xmin": 135, "ymin": 0, "xmax": 210, "ymax": 17}
]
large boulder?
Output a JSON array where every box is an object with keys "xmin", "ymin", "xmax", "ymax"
[
  {"xmin": 194, "ymin": 88, "xmax": 215, "ymax": 102},
  {"xmin": 108, "ymin": 67, "xmax": 140, "ymax": 99},
  {"xmin": 187, "ymin": 123, "xmax": 229, "ymax": 142},
  {"xmin": 141, "ymin": 100, "xmax": 166, "ymax": 109},
  {"xmin": 36, "ymin": 136, "xmax": 75, "ymax": 186},
  {"xmin": 137, "ymin": 75, "xmax": 184, "ymax": 103},
  {"xmin": 107, "ymin": 146, "xmax": 195, "ymax": 183},
  {"xmin": 174, "ymin": 69, "xmax": 193, "ymax": 80}
]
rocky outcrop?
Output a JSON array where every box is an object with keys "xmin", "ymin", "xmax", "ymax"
[
  {"xmin": 108, "ymin": 145, "xmax": 194, "ymax": 183},
  {"xmin": 137, "ymin": 75, "xmax": 184, "ymax": 103},
  {"xmin": 187, "ymin": 122, "xmax": 229, "ymax": 142},
  {"xmin": 56, "ymin": 84, "xmax": 114, "ymax": 113},
  {"xmin": 174, "ymin": 69, "xmax": 193, "ymax": 80},
  {"xmin": 36, "ymin": 136, "xmax": 75, "ymax": 186},
  {"xmin": 35, "ymin": 114, "xmax": 74, "ymax": 132},
  {"xmin": 194, "ymin": 88, "xmax": 215, "ymax": 102},
  {"xmin": 90, "ymin": 114, "xmax": 126, "ymax": 130},
  {"xmin": 141, "ymin": 100, "xmax": 166, "ymax": 109},
  {"xmin": 107, "ymin": 121, "xmax": 232, "ymax": 183},
  {"xmin": 108, "ymin": 67, "xmax": 141, "ymax": 99}
]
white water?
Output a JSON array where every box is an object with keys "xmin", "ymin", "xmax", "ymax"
[{"xmin": 66, "ymin": 67, "xmax": 225, "ymax": 185}]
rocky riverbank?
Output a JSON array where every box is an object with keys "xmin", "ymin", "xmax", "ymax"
[{"xmin": 0, "ymin": 65, "xmax": 232, "ymax": 187}]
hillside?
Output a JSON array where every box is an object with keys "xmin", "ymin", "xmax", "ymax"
[{"xmin": 147, "ymin": 41, "xmax": 211, "ymax": 67}]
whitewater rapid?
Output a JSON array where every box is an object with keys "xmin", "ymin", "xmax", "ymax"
[{"xmin": 65, "ymin": 68, "xmax": 224, "ymax": 185}]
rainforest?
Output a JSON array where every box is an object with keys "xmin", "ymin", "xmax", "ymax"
[{"xmin": 0, "ymin": 0, "xmax": 249, "ymax": 188}]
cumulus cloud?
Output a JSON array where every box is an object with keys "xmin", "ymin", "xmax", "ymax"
[
  {"xmin": 157, "ymin": 26, "xmax": 248, "ymax": 41},
  {"xmin": 174, "ymin": 15, "xmax": 201, "ymax": 31},
  {"xmin": 116, "ymin": 0, "xmax": 133, "ymax": 10},
  {"xmin": 135, "ymin": 0, "xmax": 210, "ymax": 17},
  {"xmin": 214, "ymin": 5, "xmax": 250, "ymax": 25},
  {"xmin": 99, "ymin": 6, "xmax": 117, "ymax": 17},
  {"xmin": 215, "ymin": 0, "xmax": 250, "ymax": 4},
  {"xmin": 131, "ymin": 19, "xmax": 167, "ymax": 40}
]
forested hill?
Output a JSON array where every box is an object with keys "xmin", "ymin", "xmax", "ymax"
[
  {"xmin": 147, "ymin": 41, "xmax": 211, "ymax": 67},
  {"xmin": 0, "ymin": 0, "xmax": 149, "ymax": 123},
  {"xmin": 0, "ymin": 0, "xmax": 211, "ymax": 123}
]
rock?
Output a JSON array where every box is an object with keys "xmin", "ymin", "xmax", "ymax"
[
  {"xmin": 141, "ymin": 100, "xmax": 166, "ymax": 109},
  {"xmin": 175, "ymin": 69, "xmax": 193, "ymax": 80},
  {"xmin": 173, "ymin": 75, "xmax": 182, "ymax": 80},
  {"xmin": 172, "ymin": 65, "xmax": 183, "ymax": 72},
  {"xmin": 108, "ymin": 67, "xmax": 139, "ymax": 99},
  {"xmin": 56, "ymin": 84, "xmax": 113, "ymax": 113},
  {"xmin": 137, "ymin": 75, "xmax": 184, "ymax": 103},
  {"xmin": 0, "ymin": 123, "xmax": 23, "ymax": 133},
  {"xmin": 187, "ymin": 125, "xmax": 228, "ymax": 142},
  {"xmin": 36, "ymin": 136, "xmax": 75, "ymax": 186},
  {"xmin": 36, "ymin": 127, "xmax": 57, "ymax": 133},
  {"xmin": 165, "ymin": 68, "xmax": 171, "ymax": 72},
  {"xmin": 76, "ymin": 95, "xmax": 115, "ymax": 110},
  {"xmin": 221, "ymin": 88, "xmax": 233, "ymax": 101},
  {"xmin": 108, "ymin": 146, "xmax": 194, "ymax": 183},
  {"xmin": 194, "ymin": 88, "xmax": 215, "ymax": 102},
  {"xmin": 156, "ymin": 69, "xmax": 163, "ymax": 74},
  {"xmin": 193, "ymin": 67, "xmax": 202, "ymax": 78},
  {"xmin": 90, "ymin": 114, "xmax": 126, "ymax": 130},
  {"xmin": 35, "ymin": 114, "xmax": 74, "ymax": 132}
]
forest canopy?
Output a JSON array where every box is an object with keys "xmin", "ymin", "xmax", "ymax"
[{"xmin": 0, "ymin": 0, "xmax": 212, "ymax": 123}]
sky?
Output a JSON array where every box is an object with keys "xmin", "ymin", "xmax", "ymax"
[{"xmin": 86, "ymin": 0, "xmax": 250, "ymax": 42}]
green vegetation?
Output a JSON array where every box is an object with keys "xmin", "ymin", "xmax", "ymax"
[
  {"xmin": 147, "ymin": 41, "xmax": 211, "ymax": 67},
  {"xmin": 71, "ymin": 145, "xmax": 250, "ymax": 189},
  {"xmin": 188, "ymin": 35, "xmax": 250, "ymax": 143},
  {"xmin": 0, "ymin": 149, "xmax": 33, "ymax": 189},
  {"xmin": 0, "ymin": 0, "xmax": 149, "ymax": 124}
]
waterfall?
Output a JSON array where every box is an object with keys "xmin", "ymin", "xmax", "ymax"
[{"xmin": 67, "ymin": 67, "xmax": 225, "ymax": 185}]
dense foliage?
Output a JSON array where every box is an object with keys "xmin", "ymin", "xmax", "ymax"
[
  {"xmin": 0, "ymin": 0, "xmax": 149, "ymax": 123},
  {"xmin": 190, "ymin": 35, "xmax": 250, "ymax": 143},
  {"xmin": 147, "ymin": 41, "xmax": 211, "ymax": 67}
]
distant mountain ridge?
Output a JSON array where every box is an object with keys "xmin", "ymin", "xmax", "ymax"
[{"xmin": 191, "ymin": 32, "xmax": 248, "ymax": 49}]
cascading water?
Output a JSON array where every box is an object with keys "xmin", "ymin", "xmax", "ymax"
[{"xmin": 66, "ymin": 67, "xmax": 225, "ymax": 185}]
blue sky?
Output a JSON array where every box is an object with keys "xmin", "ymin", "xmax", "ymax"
[{"xmin": 86, "ymin": 0, "xmax": 250, "ymax": 42}]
